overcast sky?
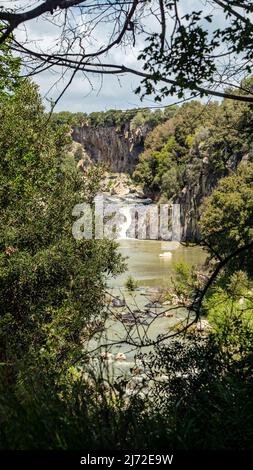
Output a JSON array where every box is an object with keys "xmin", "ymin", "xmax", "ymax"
[
  {"xmin": 33, "ymin": 49, "xmax": 160, "ymax": 113},
  {"xmin": 5, "ymin": 0, "xmax": 227, "ymax": 113},
  {"xmin": 17, "ymin": 2, "xmax": 176, "ymax": 113}
]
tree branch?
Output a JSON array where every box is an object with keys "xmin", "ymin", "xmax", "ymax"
[
  {"xmin": 0, "ymin": 0, "xmax": 85, "ymax": 44},
  {"xmin": 11, "ymin": 38, "xmax": 253, "ymax": 103},
  {"xmin": 213, "ymin": 0, "xmax": 250, "ymax": 23},
  {"xmin": 159, "ymin": 0, "xmax": 166, "ymax": 54}
]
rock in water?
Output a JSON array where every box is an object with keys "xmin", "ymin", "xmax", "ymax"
[
  {"xmin": 100, "ymin": 352, "xmax": 114, "ymax": 361},
  {"xmin": 112, "ymin": 297, "xmax": 125, "ymax": 307},
  {"xmin": 159, "ymin": 252, "xmax": 172, "ymax": 258},
  {"xmin": 115, "ymin": 352, "xmax": 127, "ymax": 361}
]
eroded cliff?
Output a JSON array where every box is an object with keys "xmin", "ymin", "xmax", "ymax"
[
  {"xmin": 72, "ymin": 122, "xmax": 152, "ymax": 173},
  {"xmin": 177, "ymin": 153, "xmax": 247, "ymax": 241}
]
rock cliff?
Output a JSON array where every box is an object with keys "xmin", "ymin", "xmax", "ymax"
[
  {"xmin": 72, "ymin": 122, "xmax": 152, "ymax": 173},
  {"xmin": 177, "ymin": 153, "xmax": 247, "ymax": 241},
  {"xmin": 71, "ymin": 119, "xmax": 248, "ymax": 242}
]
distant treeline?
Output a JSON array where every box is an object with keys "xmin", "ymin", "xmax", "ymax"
[{"xmin": 51, "ymin": 106, "xmax": 177, "ymax": 130}]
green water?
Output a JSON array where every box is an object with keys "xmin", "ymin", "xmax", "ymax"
[
  {"xmin": 89, "ymin": 240, "xmax": 206, "ymax": 375},
  {"xmin": 109, "ymin": 240, "xmax": 206, "ymax": 288}
]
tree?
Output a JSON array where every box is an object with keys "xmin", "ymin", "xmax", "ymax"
[
  {"xmin": 1, "ymin": 1, "xmax": 253, "ymax": 105},
  {"xmin": 133, "ymin": 100, "xmax": 218, "ymax": 198},
  {"xmin": 125, "ymin": 275, "xmax": 138, "ymax": 291},
  {"xmin": 0, "ymin": 28, "xmax": 21, "ymax": 96},
  {"xmin": 200, "ymin": 163, "xmax": 253, "ymax": 277},
  {"xmin": 0, "ymin": 79, "xmax": 124, "ymax": 385}
]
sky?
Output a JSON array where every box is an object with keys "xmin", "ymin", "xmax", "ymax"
[
  {"xmin": 8, "ymin": 0, "xmax": 204, "ymax": 113},
  {"xmin": 19, "ymin": 8, "xmax": 150, "ymax": 113},
  {"xmin": 33, "ymin": 48, "xmax": 155, "ymax": 113},
  {"xmin": 15, "ymin": 1, "xmax": 173, "ymax": 113},
  {"xmin": 2, "ymin": 0, "xmax": 229, "ymax": 113}
]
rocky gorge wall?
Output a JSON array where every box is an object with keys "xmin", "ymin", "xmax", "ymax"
[
  {"xmin": 177, "ymin": 153, "xmax": 247, "ymax": 241},
  {"xmin": 72, "ymin": 121, "xmax": 152, "ymax": 173},
  {"xmin": 71, "ymin": 119, "xmax": 247, "ymax": 242}
]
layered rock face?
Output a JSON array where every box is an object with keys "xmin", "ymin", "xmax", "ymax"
[
  {"xmin": 177, "ymin": 153, "xmax": 247, "ymax": 241},
  {"xmin": 72, "ymin": 122, "xmax": 151, "ymax": 173}
]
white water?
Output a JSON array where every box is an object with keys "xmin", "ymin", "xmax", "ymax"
[{"xmin": 117, "ymin": 205, "xmax": 133, "ymax": 239}]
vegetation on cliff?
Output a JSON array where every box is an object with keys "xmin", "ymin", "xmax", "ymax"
[
  {"xmin": 201, "ymin": 163, "xmax": 253, "ymax": 277},
  {"xmin": 52, "ymin": 106, "xmax": 177, "ymax": 130},
  {"xmin": 134, "ymin": 83, "xmax": 253, "ymax": 203}
]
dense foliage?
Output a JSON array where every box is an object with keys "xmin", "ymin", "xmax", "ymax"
[
  {"xmin": 0, "ymin": 78, "xmax": 124, "ymax": 431},
  {"xmin": 1, "ymin": 310, "xmax": 253, "ymax": 450},
  {"xmin": 134, "ymin": 90, "xmax": 253, "ymax": 201},
  {"xmin": 52, "ymin": 106, "xmax": 177, "ymax": 130},
  {"xmin": 0, "ymin": 30, "xmax": 20, "ymax": 97},
  {"xmin": 200, "ymin": 163, "xmax": 253, "ymax": 277}
]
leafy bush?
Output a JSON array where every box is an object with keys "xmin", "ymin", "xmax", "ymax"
[
  {"xmin": 125, "ymin": 275, "xmax": 138, "ymax": 291},
  {"xmin": 200, "ymin": 163, "xmax": 253, "ymax": 277}
]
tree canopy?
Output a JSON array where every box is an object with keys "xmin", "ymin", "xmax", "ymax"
[
  {"xmin": 133, "ymin": 90, "xmax": 253, "ymax": 200},
  {"xmin": 52, "ymin": 106, "xmax": 176, "ymax": 129},
  {"xmin": 200, "ymin": 163, "xmax": 253, "ymax": 277},
  {"xmin": 0, "ymin": 77, "xmax": 124, "ymax": 386},
  {"xmin": 0, "ymin": 31, "xmax": 21, "ymax": 96}
]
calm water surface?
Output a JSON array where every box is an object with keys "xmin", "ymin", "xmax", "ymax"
[
  {"xmin": 88, "ymin": 241, "xmax": 207, "ymax": 366},
  {"xmin": 110, "ymin": 240, "xmax": 206, "ymax": 288}
]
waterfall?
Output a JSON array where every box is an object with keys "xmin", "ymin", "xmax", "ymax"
[{"xmin": 118, "ymin": 205, "xmax": 132, "ymax": 239}]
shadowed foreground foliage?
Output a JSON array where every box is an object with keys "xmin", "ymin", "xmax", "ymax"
[{"xmin": 1, "ymin": 317, "xmax": 253, "ymax": 450}]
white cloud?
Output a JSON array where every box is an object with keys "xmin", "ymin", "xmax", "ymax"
[
  {"xmin": 4, "ymin": 0, "xmax": 230, "ymax": 112},
  {"xmin": 9, "ymin": 1, "xmax": 170, "ymax": 111}
]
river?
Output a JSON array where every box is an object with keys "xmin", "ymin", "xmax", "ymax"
[
  {"xmin": 87, "ymin": 238, "xmax": 206, "ymax": 378},
  {"xmin": 109, "ymin": 239, "xmax": 206, "ymax": 289}
]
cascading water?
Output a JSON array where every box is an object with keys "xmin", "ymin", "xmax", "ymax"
[{"xmin": 118, "ymin": 205, "xmax": 133, "ymax": 239}]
